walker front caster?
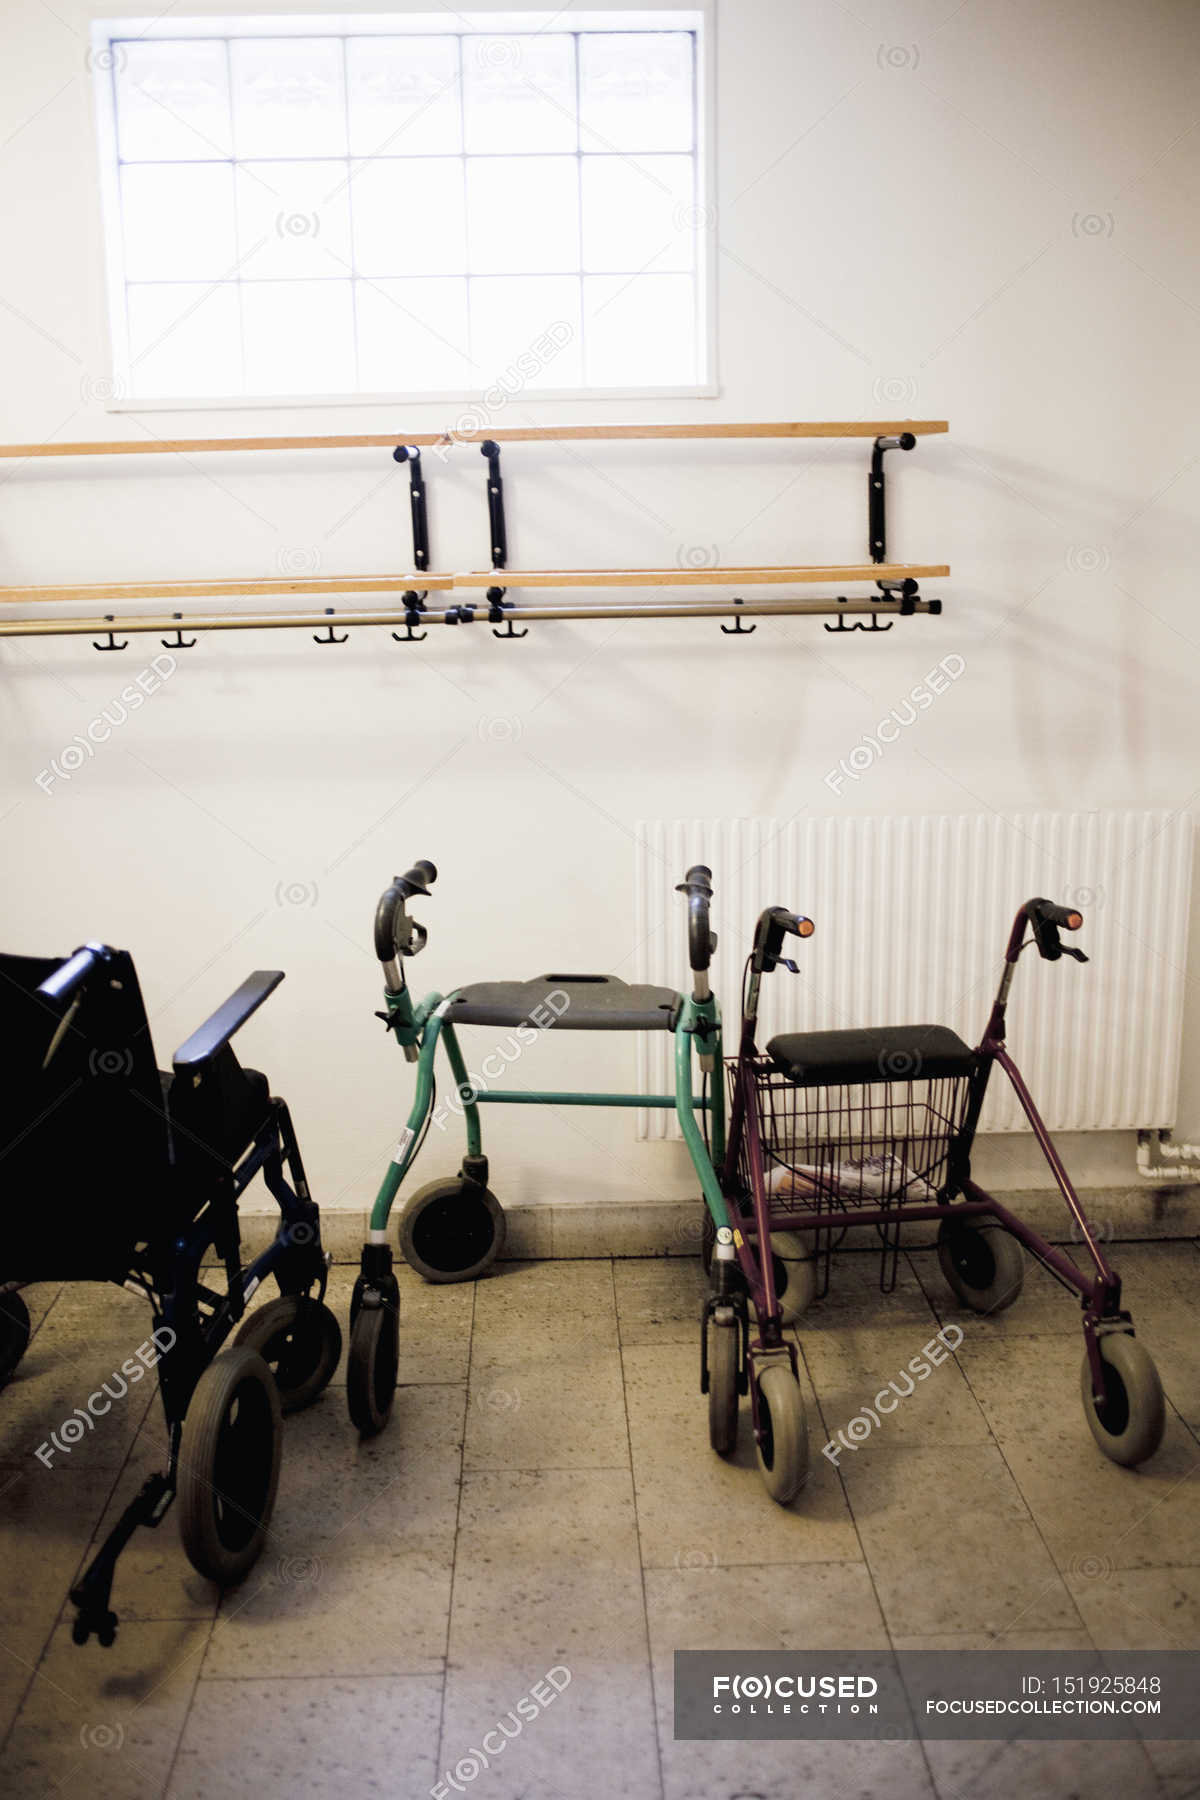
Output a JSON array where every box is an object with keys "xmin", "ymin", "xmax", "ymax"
[
  {"xmin": 348, "ymin": 1247, "xmax": 401, "ymax": 1436},
  {"xmin": 1081, "ymin": 1332, "xmax": 1165, "ymax": 1467},
  {"xmin": 397, "ymin": 1167, "xmax": 506, "ymax": 1284},
  {"xmin": 753, "ymin": 1362, "xmax": 809, "ymax": 1505},
  {"xmin": 937, "ymin": 1217, "xmax": 1024, "ymax": 1314},
  {"xmin": 705, "ymin": 1308, "xmax": 741, "ymax": 1456}
]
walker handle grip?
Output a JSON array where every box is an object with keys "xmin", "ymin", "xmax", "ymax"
[
  {"xmin": 374, "ymin": 861, "xmax": 437, "ymax": 964},
  {"xmin": 1023, "ymin": 897, "xmax": 1086, "ymax": 963},
  {"xmin": 676, "ymin": 865, "xmax": 716, "ymax": 972}
]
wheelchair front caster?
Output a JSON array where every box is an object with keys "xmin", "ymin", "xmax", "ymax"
[
  {"xmin": 178, "ymin": 1346, "xmax": 282, "ymax": 1585},
  {"xmin": 1081, "ymin": 1332, "xmax": 1165, "ymax": 1467},
  {"xmin": 347, "ymin": 1303, "xmax": 400, "ymax": 1437},
  {"xmin": 397, "ymin": 1175, "xmax": 506, "ymax": 1284},
  {"xmin": 234, "ymin": 1295, "xmax": 342, "ymax": 1414},
  {"xmin": 706, "ymin": 1310, "xmax": 740, "ymax": 1456},
  {"xmin": 0, "ymin": 1291, "xmax": 30, "ymax": 1383},
  {"xmin": 754, "ymin": 1363, "xmax": 809, "ymax": 1505},
  {"xmin": 937, "ymin": 1217, "xmax": 1024, "ymax": 1314}
]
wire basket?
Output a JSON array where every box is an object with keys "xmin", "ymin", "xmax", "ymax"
[{"xmin": 732, "ymin": 1057, "xmax": 973, "ymax": 1220}]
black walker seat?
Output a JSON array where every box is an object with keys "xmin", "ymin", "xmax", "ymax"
[
  {"xmin": 445, "ymin": 973, "xmax": 681, "ymax": 1032},
  {"xmin": 766, "ymin": 1023, "xmax": 976, "ymax": 1087},
  {"xmin": 0, "ymin": 942, "xmax": 334, "ymax": 1646}
]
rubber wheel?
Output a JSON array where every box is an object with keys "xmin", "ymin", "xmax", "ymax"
[
  {"xmin": 770, "ymin": 1232, "xmax": 818, "ymax": 1326},
  {"xmin": 707, "ymin": 1311, "xmax": 740, "ymax": 1456},
  {"xmin": 397, "ymin": 1177, "xmax": 506, "ymax": 1284},
  {"xmin": 937, "ymin": 1218, "xmax": 1024, "ymax": 1313},
  {"xmin": 178, "ymin": 1347, "xmax": 282, "ymax": 1586},
  {"xmin": 1081, "ymin": 1333, "xmax": 1165, "ymax": 1468},
  {"xmin": 0, "ymin": 1292, "xmax": 30, "ymax": 1384},
  {"xmin": 755, "ymin": 1363, "xmax": 809, "ymax": 1505},
  {"xmin": 234, "ymin": 1295, "xmax": 342, "ymax": 1414},
  {"xmin": 347, "ymin": 1303, "xmax": 399, "ymax": 1436}
]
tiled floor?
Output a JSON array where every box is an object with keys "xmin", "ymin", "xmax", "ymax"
[{"xmin": 2, "ymin": 1242, "xmax": 1200, "ymax": 1799}]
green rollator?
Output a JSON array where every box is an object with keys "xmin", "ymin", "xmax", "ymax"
[{"xmin": 347, "ymin": 860, "xmax": 730, "ymax": 1436}]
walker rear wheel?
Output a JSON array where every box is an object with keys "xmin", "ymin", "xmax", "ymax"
[
  {"xmin": 770, "ymin": 1232, "xmax": 818, "ymax": 1325},
  {"xmin": 1081, "ymin": 1333, "xmax": 1165, "ymax": 1467},
  {"xmin": 707, "ymin": 1311, "xmax": 740, "ymax": 1456},
  {"xmin": 397, "ymin": 1177, "xmax": 506, "ymax": 1284},
  {"xmin": 937, "ymin": 1217, "xmax": 1024, "ymax": 1313},
  {"xmin": 754, "ymin": 1363, "xmax": 809, "ymax": 1505}
]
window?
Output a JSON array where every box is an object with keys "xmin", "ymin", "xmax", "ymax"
[{"xmin": 91, "ymin": 12, "xmax": 710, "ymax": 404}]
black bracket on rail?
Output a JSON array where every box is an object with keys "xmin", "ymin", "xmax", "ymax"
[
  {"xmin": 719, "ymin": 597, "xmax": 756, "ymax": 636},
  {"xmin": 393, "ymin": 445, "xmax": 430, "ymax": 574},
  {"xmin": 868, "ymin": 431, "xmax": 916, "ymax": 565},
  {"xmin": 488, "ymin": 585, "xmax": 527, "ymax": 640},
  {"xmin": 312, "ymin": 608, "xmax": 348, "ymax": 645},
  {"xmin": 92, "ymin": 615, "xmax": 128, "ymax": 652},
  {"xmin": 392, "ymin": 590, "xmax": 427, "ymax": 644},
  {"xmin": 161, "ymin": 613, "xmax": 197, "ymax": 650},
  {"xmin": 481, "ymin": 441, "xmax": 508, "ymax": 573}
]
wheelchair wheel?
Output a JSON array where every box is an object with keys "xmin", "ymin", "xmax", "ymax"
[
  {"xmin": 397, "ymin": 1177, "xmax": 506, "ymax": 1284},
  {"xmin": 1081, "ymin": 1333, "xmax": 1165, "ymax": 1468},
  {"xmin": 707, "ymin": 1309, "xmax": 740, "ymax": 1456},
  {"xmin": 234, "ymin": 1295, "xmax": 342, "ymax": 1415},
  {"xmin": 770, "ymin": 1232, "xmax": 818, "ymax": 1325},
  {"xmin": 0, "ymin": 1292, "xmax": 30, "ymax": 1384},
  {"xmin": 754, "ymin": 1363, "xmax": 809, "ymax": 1505},
  {"xmin": 347, "ymin": 1303, "xmax": 399, "ymax": 1436},
  {"xmin": 937, "ymin": 1217, "xmax": 1024, "ymax": 1313},
  {"xmin": 178, "ymin": 1347, "xmax": 282, "ymax": 1586}
]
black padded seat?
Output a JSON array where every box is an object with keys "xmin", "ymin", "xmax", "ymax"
[
  {"xmin": 445, "ymin": 975, "xmax": 681, "ymax": 1032},
  {"xmin": 766, "ymin": 1024, "xmax": 976, "ymax": 1087}
]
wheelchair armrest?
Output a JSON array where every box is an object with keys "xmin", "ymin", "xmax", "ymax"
[{"xmin": 172, "ymin": 971, "xmax": 284, "ymax": 1072}]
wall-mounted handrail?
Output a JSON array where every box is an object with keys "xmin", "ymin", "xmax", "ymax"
[{"xmin": 0, "ymin": 420, "xmax": 948, "ymax": 460}]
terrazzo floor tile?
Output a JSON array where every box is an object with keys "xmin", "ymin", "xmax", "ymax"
[
  {"xmin": 801, "ymin": 1317, "xmax": 992, "ymax": 1452},
  {"xmin": 614, "ymin": 1259, "xmax": 708, "ymax": 1347},
  {"xmin": 169, "ymin": 1673, "xmax": 443, "ymax": 1799},
  {"xmin": 463, "ymin": 1340, "xmax": 628, "ymax": 1469}
]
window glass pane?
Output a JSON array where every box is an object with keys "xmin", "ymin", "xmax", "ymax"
[
  {"xmin": 583, "ymin": 273, "xmax": 697, "ymax": 385},
  {"xmin": 126, "ymin": 283, "xmax": 241, "ymax": 397},
  {"xmin": 469, "ymin": 276, "xmax": 582, "ymax": 388},
  {"xmin": 579, "ymin": 32, "xmax": 694, "ymax": 154},
  {"xmin": 121, "ymin": 163, "xmax": 237, "ymax": 282},
  {"xmin": 581, "ymin": 154, "xmax": 695, "ymax": 273},
  {"xmin": 242, "ymin": 280, "xmax": 356, "ymax": 393},
  {"xmin": 355, "ymin": 277, "xmax": 471, "ymax": 390},
  {"xmin": 462, "ymin": 35, "xmax": 576, "ymax": 154},
  {"xmin": 467, "ymin": 157, "xmax": 579, "ymax": 275},
  {"xmin": 346, "ymin": 36, "xmax": 461, "ymax": 157},
  {"xmin": 113, "ymin": 38, "xmax": 233, "ymax": 161},
  {"xmin": 349, "ymin": 158, "xmax": 466, "ymax": 277},
  {"xmin": 235, "ymin": 161, "xmax": 352, "ymax": 279},
  {"xmin": 231, "ymin": 38, "xmax": 347, "ymax": 160}
]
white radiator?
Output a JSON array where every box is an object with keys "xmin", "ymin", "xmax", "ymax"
[{"xmin": 634, "ymin": 812, "xmax": 1194, "ymax": 1137}]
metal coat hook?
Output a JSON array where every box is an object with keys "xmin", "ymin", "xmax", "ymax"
[
  {"xmin": 161, "ymin": 612, "xmax": 197, "ymax": 650},
  {"xmin": 488, "ymin": 585, "xmax": 527, "ymax": 640},
  {"xmin": 720, "ymin": 597, "xmax": 756, "ymax": 636},
  {"xmin": 824, "ymin": 598, "xmax": 893, "ymax": 634},
  {"xmin": 92, "ymin": 615, "xmax": 127, "ymax": 652},
  {"xmin": 312, "ymin": 608, "xmax": 348, "ymax": 645},
  {"xmin": 392, "ymin": 590, "xmax": 427, "ymax": 644}
]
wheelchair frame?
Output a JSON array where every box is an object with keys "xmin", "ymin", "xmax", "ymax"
[{"xmin": 1, "ymin": 945, "xmax": 338, "ymax": 1646}]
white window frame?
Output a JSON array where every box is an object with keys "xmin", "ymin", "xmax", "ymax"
[{"xmin": 89, "ymin": 7, "xmax": 716, "ymax": 411}]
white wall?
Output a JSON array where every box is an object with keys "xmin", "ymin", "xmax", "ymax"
[{"xmin": 2, "ymin": 0, "xmax": 1199, "ymax": 1220}]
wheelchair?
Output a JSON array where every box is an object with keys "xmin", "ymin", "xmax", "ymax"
[{"xmin": 0, "ymin": 941, "xmax": 340, "ymax": 1645}]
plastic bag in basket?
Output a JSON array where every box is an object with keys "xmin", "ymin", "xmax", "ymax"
[{"xmin": 768, "ymin": 1152, "xmax": 936, "ymax": 1203}]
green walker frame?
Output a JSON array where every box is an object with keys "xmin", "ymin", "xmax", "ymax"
[{"xmin": 347, "ymin": 860, "xmax": 731, "ymax": 1435}]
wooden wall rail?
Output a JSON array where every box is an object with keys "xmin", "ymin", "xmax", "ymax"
[{"xmin": 0, "ymin": 420, "xmax": 948, "ymax": 460}]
